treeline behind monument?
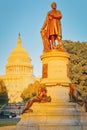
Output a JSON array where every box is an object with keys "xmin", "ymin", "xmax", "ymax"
[
  {"xmin": 63, "ymin": 40, "xmax": 87, "ymax": 96},
  {"xmin": 0, "ymin": 80, "xmax": 9, "ymax": 106}
]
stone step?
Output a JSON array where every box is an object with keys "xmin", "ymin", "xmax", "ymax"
[
  {"xmin": 31, "ymin": 102, "xmax": 81, "ymax": 113},
  {"xmin": 17, "ymin": 101, "xmax": 87, "ymax": 130},
  {"xmin": 17, "ymin": 124, "xmax": 86, "ymax": 130},
  {"xmin": 17, "ymin": 114, "xmax": 87, "ymax": 130},
  {"xmin": 32, "ymin": 102, "xmax": 77, "ymax": 109}
]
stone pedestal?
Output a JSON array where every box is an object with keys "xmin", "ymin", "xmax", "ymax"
[
  {"xmin": 16, "ymin": 102, "xmax": 87, "ymax": 130},
  {"xmin": 40, "ymin": 50, "xmax": 70, "ymax": 85},
  {"xmin": 16, "ymin": 86, "xmax": 87, "ymax": 130},
  {"xmin": 46, "ymin": 85, "xmax": 69, "ymax": 102},
  {"xmin": 16, "ymin": 49, "xmax": 87, "ymax": 130}
]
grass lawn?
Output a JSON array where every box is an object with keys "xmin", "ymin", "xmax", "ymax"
[
  {"xmin": 0, "ymin": 118, "xmax": 20, "ymax": 127},
  {"xmin": 0, "ymin": 104, "xmax": 3, "ymax": 108}
]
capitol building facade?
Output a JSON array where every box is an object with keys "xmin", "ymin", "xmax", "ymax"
[{"xmin": 0, "ymin": 33, "xmax": 36, "ymax": 102}]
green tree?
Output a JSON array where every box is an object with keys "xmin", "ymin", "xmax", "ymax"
[
  {"xmin": 21, "ymin": 81, "xmax": 40, "ymax": 102},
  {"xmin": 22, "ymin": 40, "xmax": 87, "ymax": 97},
  {"xmin": 0, "ymin": 80, "xmax": 9, "ymax": 105},
  {"xmin": 63, "ymin": 40, "xmax": 87, "ymax": 95}
]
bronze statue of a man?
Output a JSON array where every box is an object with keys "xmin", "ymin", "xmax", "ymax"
[{"xmin": 41, "ymin": 2, "xmax": 63, "ymax": 51}]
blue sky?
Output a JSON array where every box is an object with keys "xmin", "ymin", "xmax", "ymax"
[{"xmin": 0, "ymin": 0, "xmax": 87, "ymax": 76}]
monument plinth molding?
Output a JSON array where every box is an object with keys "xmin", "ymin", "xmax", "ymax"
[{"xmin": 40, "ymin": 49, "xmax": 70, "ymax": 85}]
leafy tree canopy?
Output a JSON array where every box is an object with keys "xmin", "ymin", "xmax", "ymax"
[
  {"xmin": 21, "ymin": 81, "xmax": 40, "ymax": 102},
  {"xmin": 0, "ymin": 80, "xmax": 9, "ymax": 104},
  {"xmin": 63, "ymin": 40, "xmax": 87, "ymax": 96}
]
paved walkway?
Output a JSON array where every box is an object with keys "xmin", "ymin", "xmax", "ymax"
[{"xmin": 0, "ymin": 126, "xmax": 16, "ymax": 130}]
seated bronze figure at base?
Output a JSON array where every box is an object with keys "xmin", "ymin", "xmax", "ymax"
[{"xmin": 22, "ymin": 84, "xmax": 51, "ymax": 114}]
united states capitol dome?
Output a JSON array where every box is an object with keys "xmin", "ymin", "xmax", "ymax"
[{"xmin": 6, "ymin": 33, "xmax": 33, "ymax": 75}]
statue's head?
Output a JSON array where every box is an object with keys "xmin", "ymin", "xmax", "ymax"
[{"xmin": 51, "ymin": 2, "xmax": 57, "ymax": 9}]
